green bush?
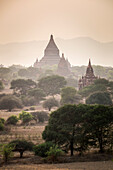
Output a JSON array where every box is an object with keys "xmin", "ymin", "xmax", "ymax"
[
  {"xmin": 0, "ymin": 118, "xmax": 5, "ymax": 124},
  {"xmin": 33, "ymin": 142, "xmax": 54, "ymax": 157},
  {"xmin": 0, "ymin": 121, "xmax": 4, "ymax": 131},
  {"xmin": 0, "ymin": 144, "xmax": 13, "ymax": 163},
  {"xmin": 19, "ymin": 111, "xmax": 33, "ymax": 124},
  {"xmin": 6, "ymin": 115, "xmax": 18, "ymax": 125},
  {"xmin": 46, "ymin": 145, "xmax": 63, "ymax": 162}
]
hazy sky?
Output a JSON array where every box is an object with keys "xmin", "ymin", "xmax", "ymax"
[{"xmin": 0, "ymin": 0, "xmax": 113, "ymax": 43}]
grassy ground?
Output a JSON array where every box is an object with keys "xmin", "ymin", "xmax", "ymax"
[{"xmin": 1, "ymin": 161, "xmax": 113, "ymax": 170}]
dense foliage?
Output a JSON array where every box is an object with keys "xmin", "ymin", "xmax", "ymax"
[
  {"xmin": 0, "ymin": 95, "xmax": 23, "ymax": 111},
  {"xmin": 43, "ymin": 104, "xmax": 113, "ymax": 155},
  {"xmin": 38, "ymin": 75, "xmax": 66, "ymax": 96},
  {"xmin": 61, "ymin": 87, "xmax": 81, "ymax": 105},
  {"xmin": 33, "ymin": 142, "xmax": 54, "ymax": 157},
  {"xmin": 6, "ymin": 115, "xmax": 18, "ymax": 125},
  {"xmin": 86, "ymin": 92, "xmax": 112, "ymax": 105}
]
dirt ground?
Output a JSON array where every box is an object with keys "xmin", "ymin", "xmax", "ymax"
[{"xmin": 1, "ymin": 161, "xmax": 113, "ymax": 170}]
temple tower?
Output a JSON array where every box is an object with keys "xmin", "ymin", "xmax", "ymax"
[
  {"xmin": 79, "ymin": 59, "xmax": 98, "ymax": 90},
  {"xmin": 34, "ymin": 35, "xmax": 60, "ymax": 67}
]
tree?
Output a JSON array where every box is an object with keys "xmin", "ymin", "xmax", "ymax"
[
  {"xmin": 60, "ymin": 87, "xmax": 81, "ymax": 105},
  {"xmin": 28, "ymin": 88, "xmax": 45, "ymax": 104},
  {"xmin": 86, "ymin": 92, "xmax": 112, "ymax": 105},
  {"xmin": 9, "ymin": 140, "xmax": 34, "ymax": 158},
  {"xmin": 0, "ymin": 95, "xmax": 23, "ymax": 112},
  {"xmin": 38, "ymin": 75, "xmax": 66, "ymax": 96},
  {"xmin": 31, "ymin": 111, "xmax": 49, "ymax": 123},
  {"xmin": 6, "ymin": 115, "xmax": 18, "ymax": 125},
  {"xmin": 43, "ymin": 104, "xmax": 113, "ymax": 155},
  {"xmin": 83, "ymin": 105, "xmax": 113, "ymax": 153},
  {"xmin": 11, "ymin": 79, "xmax": 37, "ymax": 95},
  {"xmin": 43, "ymin": 98, "xmax": 59, "ymax": 111},
  {"xmin": 42, "ymin": 104, "xmax": 88, "ymax": 156},
  {"xmin": 19, "ymin": 111, "xmax": 33, "ymax": 124}
]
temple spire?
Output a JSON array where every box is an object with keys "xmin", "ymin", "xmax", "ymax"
[
  {"xmin": 50, "ymin": 34, "xmax": 53, "ymax": 40},
  {"xmin": 88, "ymin": 59, "xmax": 91, "ymax": 67}
]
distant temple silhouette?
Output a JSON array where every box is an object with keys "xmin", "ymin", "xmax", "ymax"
[
  {"xmin": 78, "ymin": 59, "xmax": 98, "ymax": 90},
  {"xmin": 34, "ymin": 35, "xmax": 98, "ymax": 85},
  {"xmin": 34, "ymin": 35, "xmax": 71, "ymax": 77},
  {"xmin": 57, "ymin": 53, "xmax": 71, "ymax": 77}
]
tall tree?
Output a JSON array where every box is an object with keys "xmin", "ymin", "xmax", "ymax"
[
  {"xmin": 61, "ymin": 87, "xmax": 81, "ymax": 105},
  {"xmin": 42, "ymin": 104, "xmax": 88, "ymax": 156},
  {"xmin": 83, "ymin": 105, "xmax": 113, "ymax": 153},
  {"xmin": 11, "ymin": 79, "xmax": 37, "ymax": 95},
  {"xmin": 38, "ymin": 75, "xmax": 66, "ymax": 96}
]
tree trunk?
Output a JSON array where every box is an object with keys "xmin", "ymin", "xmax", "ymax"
[
  {"xmin": 20, "ymin": 151, "xmax": 23, "ymax": 158},
  {"xmin": 98, "ymin": 129, "xmax": 104, "ymax": 153},
  {"xmin": 70, "ymin": 141, "xmax": 74, "ymax": 156}
]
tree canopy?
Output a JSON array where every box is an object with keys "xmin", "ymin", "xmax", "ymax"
[
  {"xmin": 43, "ymin": 104, "xmax": 113, "ymax": 155},
  {"xmin": 38, "ymin": 75, "xmax": 66, "ymax": 96},
  {"xmin": 86, "ymin": 92, "xmax": 112, "ymax": 105},
  {"xmin": 60, "ymin": 87, "xmax": 81, "ymax": 105},
  {"xmin": 43, "ymin": 97, "xmax": 59, "ymax": 111},
  {"xmin": 11, "ymin": 79, "xmax": 37, "ymax": 95},
  {"xmin": 0, "ymin": 95, "xmax": 23, "ymax": 111},
  {"xmin": 28, "ymin": 88, "xmax": 45, "ymax": 104}
]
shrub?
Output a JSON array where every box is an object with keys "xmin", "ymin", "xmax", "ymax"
[
  {"xmin": 9, "ymin": 140, "xmax": 34, "ymax": 158},
  {"xmin": 0, "ymin": 118, "xmax": 5, "ymax": 124},
  {"xmin": 19, "ymin": 111, "xmax": 33, "ymax": 124},
  {"xmin": 0, "ymin": 144, "xmax": 13, "ymax": 163},
  {"xmin": 0, "ymin": 121, "xmax": 4, "ymax": 131},
  {"xmin": 46, "ymin": 145, "xmax": 63, "ymax": 162},
  {"xmin": 0, "ymin": 95, "xmax": 23, "ymax": 111},
  {"xmin": 6, "ymin": 115, "xmax": 18, "ymax": 125},
  {"xmin": 33, "ymin": 142, "xmax": 54, "ymax": 157}
]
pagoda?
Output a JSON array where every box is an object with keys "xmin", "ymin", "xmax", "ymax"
[
  {"xmin": 78, "ymin": 59, "xmax": 98, "ymax": 90},
  {"xmin": 34, "ymin": 35, "xmax": 60, "ymax": 67},
  {"xmin": 57, "ymin": 53, "xmax": 71, "ymax": 77}
]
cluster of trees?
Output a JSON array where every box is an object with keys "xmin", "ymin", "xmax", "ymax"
[
  {"xmin": 79, "ymin": 78, "xmax": 113, "ymax": 105},
  {"xmin": 0, "ymin": 111, "xmax": 49, "ymax": 129},
  {"xmin": 0, "ymin": 139, "xmax": 63, "ymax": 163},
  {"xmin": 43, "ymin": 104, "xmax": 113, "ymax": 156}
]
